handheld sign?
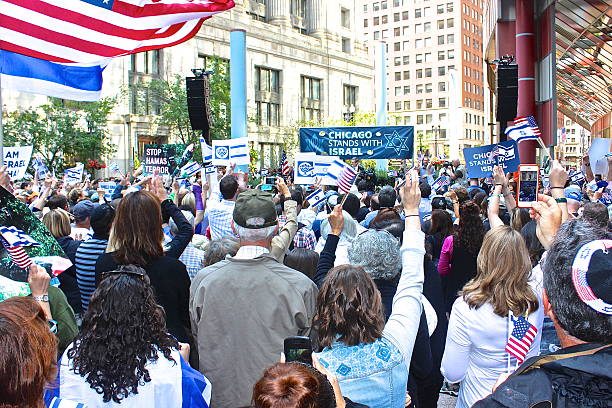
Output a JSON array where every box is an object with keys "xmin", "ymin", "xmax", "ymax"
[
  {"xmin": 3, "ymin": 146, "xmax": 33, "ymax": 180},
  {"xmin": 143, "ymin": 144, "xmax": 187, "ymax": 176},
  {"xmin": 463, "ymin": 140, "xmax": 521, "ymax": 178},
  {"xmin": 300, "ymin": 126, "xmax": 414, "ymax": 159}
]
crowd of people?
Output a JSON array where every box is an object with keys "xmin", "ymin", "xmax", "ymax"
[{"xmin": 0, "ymin": 155, "xmax": 610, "ymax": 408}]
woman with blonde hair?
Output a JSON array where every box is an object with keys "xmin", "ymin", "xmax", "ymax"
[{"xmin": 440, "ymin": 226, "xmax": 544, "ymax": 408}]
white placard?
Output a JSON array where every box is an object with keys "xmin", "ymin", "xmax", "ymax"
[{"xmin": 3, "ymin": 146, "xmax": 33, "ymax": 180}]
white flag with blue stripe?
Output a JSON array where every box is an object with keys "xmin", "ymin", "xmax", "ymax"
[
  {"xmin": 63, "ymin": 163, "xmax": 84, "ymax": 184},
  {"xmin": 306, "ymin": 188, "xmax": 326, "ymax": 208},
  {"xmin": 180, "ymin": 161, "xmax": 203, "ymax": 177},
  {"xmin": 504, "ymin": 124, "xmax": 540, "ymax": 143},
  {"xmin": 212, "ymin": 137, "xmax": 250, "ymax": 166},
  {"xmin": 0, "ymin": 226, "xmax": 41, "ymax": 248},
  {"xmin": 0, "ymin": 49, "xmax": 105, "ymax": 102},
  {"xmin": 200, "ymin": 137, "xmax": 213, "ymax": 162}
]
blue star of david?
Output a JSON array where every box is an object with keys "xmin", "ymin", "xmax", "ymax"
[{"xmin": 385, "ymin": 131, "xmax": 410, "ymax": 154}]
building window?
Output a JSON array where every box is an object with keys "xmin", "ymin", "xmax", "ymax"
[
  {"xmin": 447, "ymin": 18, "xmax": 454, "ymax": 28},
  {"xmin": 415, "ymin": 8, "xmax": 422, "ymax": 18},
  {"xmin": 438, "ymin": 50, "xmax": 445, "ymax": 61},
  {"xmin": 416, "ymin": 54, "xmax": 423, "ymax": 63},
  {"xmin": 130, "ymin": 50, "xmax": 160, "ymax": 75},
  {"xmin": 404, "ymin": 101, "xmax": 410, "ymax": 110},
  {"xmin": 424, "ymin": 37, "xmax": 431, "ymax": 47},
  {"xmin": 403, "ymin": 55, "xmax": 410, "ymax": 64},
  {"xmin": 394, "ymin": 12, "xmax": 400, "ymax": 22},
  {"xmin": 129, "ymin": 50, "xmax": 162, "ymax": 115},
  {"xmin": 373, "ymin": 2, "xmax": 379, "ymax": 11},
  {"xmin": 381, "ymin": 0, "xmax": 387, "ymax": 9},
  {"xmin": 393, "ymin": 0, "xmax": 402, "ymax": 6},
  {"xmin": 424, "ymin": 53, "xmax": 431, "ymax": 62},
  {"xmin": 395, "ymin": 86, "xmax": 402, "ymax": 96},
  {"xmin": 394, "ymin": 72, "xmax": 401, "ymax": 80},
  {"xmin": 394, "ymin": 57, "xmax": 401, "ymax": 66},
  {"xmin": 426, "ymin": 99, "xmax": 433, "ymax": 108},
  {"xmin": 425, "ymin": 83, "xmax": 432, "ymax": 93},
  {"xmin": 402, "ymin": 10, "xmax": 409, "ymax": 20},
  {"xmin": 343, "ymin": 85, "xmax": 357, "ymax": 109},
  {"xmin": 382, "ymin": 29, "xmax": 388, "ymax": 38},
  {"xmin": 424, "ymin": 22, "xmax": 431, "ymax": 32},
  {"xmin": 416, "ymin": 69, "xmax": 423, "ymax": 78},
  {"xmin": 341, "ymin": 8, "xmax": 350, "ymax": 28},
  {"xmin": 403, "ymin": 70, "xmax": 410, "ymax": 79},
  {"xmin": 439, "ymin": 113, "xmax": 447, "ymax": 121},
  {"xmin": 438, "ymin": 35, "xmax": 445, "ymax": 45},
  {"xmin": 447, "ymin": 33, "xmax": 454, "ymax": 43},
  {"xmin": 342, "ymin": 38, "xmax": 351, "ymax": 53},
  {"xmin": 374, "ymin": 31, "xmax": 380, "ymax": 40},
  {"xmin": 417, "ymin": 115, "xmax": 424, "ymax": 124},
  {"xmin": 437, "ymin": 4, "xmax": 445, "ymax": 14},
  {"xmin": 255, "ymin": 67, "xmax": 281, "ymax": 126},
  {"xmin": 404, "ymin": 85, "xmax": 410, "ymax": 94},
  {"xmin": 416, "ymin": 100, "xmax": 423, "ymax": 109},
  {"xmin": 416, "ymin": 84, "xmax": 424, "ymax": 94},
  {"xmin": 363, "ymin": 18, "xmax": 368, "ymax": 28},
  {"xmin": 404, "ymin": 116, "xmax": 410, "ymax": 124},
  {"xmin": 447, "ymin": 49, "xmax": 455, "ymax": 59},
  {"xmin": 395, "ymin": 102, "xmax": 402, "ymax": 110},
  {"xmin": 425, "ymin": 68, "xmax": 432, "ymax": 77},
  {"xmin": 300, "ymin": 76, "xmax": 321, "ymax": 122},
  {"xmin": 426, "ymin": 114, "xmax": 433, "ymax": 124},
  {"xmin": 394, "ymin": 27, "xmax": 401, "ymax": 36},
  {"xmin": 382, "ymin": 15, "xmax": 388, "ymax": 24},
  {"xmin": 438, "ymin": 66, "xmax": 446, "ymax": 76},
  {"xmin": 439, "ymin": 98, "xmax": 447, "ymax": 107},
  {"xmin": 437, "ymin": 20, "xmax": 444, "ymax": 29},
  {"xmin": 374, "ymin": 17, "xmax": 380, "ymax": 25},
  {"xmin": 446, "ymin": 2, "xmax": 453, "ymax": 12}
]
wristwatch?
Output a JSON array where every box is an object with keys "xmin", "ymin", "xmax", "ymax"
[{"xmin": 33, "ymin": 294, "xmax": 49, "ymax": 302}]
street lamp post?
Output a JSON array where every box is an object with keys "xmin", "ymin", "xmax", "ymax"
[{"xmin": 431, "ymin": 125, "xmax": 440, "ymax": 158}]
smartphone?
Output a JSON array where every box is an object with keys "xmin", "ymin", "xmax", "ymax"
[
  {"xmin": 265, "ymin": 176, "xmax": 277, "ymax": 185},
  {"xmin": 284, "ymin": 336, "xmax": 313, "ymax": 365},
  {"xmin": 517, "ymin": 164, "xmax": 539, "ymax": 208}
]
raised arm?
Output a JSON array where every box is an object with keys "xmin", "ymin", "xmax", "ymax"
[
  {"xmin": 270, "ymin": 178, "xmax": 298, "ymax": 262},
  {"xmin": 488, "ymin": 165, "xmax": 506, "ymax": 229},
  {"xmin": 383, "ymin": 170, "xmax": 425, "ymax": 364},
  {"xmin": 313, "ymin": 205, "xmax": 343, "ymax": 288},
  {"xmin": 548, "ymin": 160, "xmax": 569, "ymax": 223}
]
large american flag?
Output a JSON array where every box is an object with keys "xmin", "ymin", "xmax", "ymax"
[
  {"xmin": 0, "ymin": 0, "xmax": 235, "ymax": 64},
  {"xmin": 280, "ymin": 150, "xmax": 291, "ymax": 176},
  {"xmin": 505, "ymin": 315, "xmax": 538, "ymax": 365}
]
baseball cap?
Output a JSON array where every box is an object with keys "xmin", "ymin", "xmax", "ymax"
[
  {"xmin": 233, "ymin": 190, "xmax": 278, "ymax": 229},
  {"xmin": 72, "ymin": 200, "xmax": 96, "ymax": 222}
]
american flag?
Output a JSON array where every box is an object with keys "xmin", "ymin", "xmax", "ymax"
[
  {"xmin": 0, "ymin": 0, "xmax": 235, "ymax": 64},
  {"xmin": 431, "ymin": 176, "xmax": 450, "ymax": 193},
  {"xmin": 505, "ymin": 315, "xmax": 538, "ymax": 365},
  {"xmin": 0, "ymin": 227, "xmax": 40, "ymax": 270},
  {"xmin": 327, "ymin": 159, "xmax": 358, "ymax": 193},
  {"xmin": 280, "ymin": 150, "xmax": 291, "ymax": 176},
  {"xmin": 514, "ymin": 116, "xmax": 542, "ymax": 136}
]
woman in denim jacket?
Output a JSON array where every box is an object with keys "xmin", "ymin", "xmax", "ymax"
[{"xmin": 312, "ymin": 171, "xmax": 425, "ymax": 408}]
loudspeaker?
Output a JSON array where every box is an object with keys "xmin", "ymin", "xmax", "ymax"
[
  {"xmin": 496, "ymin": 65, "xmax": 518, "ymax": 121},
  {"xmin": 186, "ymin": 76, "xmax": 212, "ymax": 141}
]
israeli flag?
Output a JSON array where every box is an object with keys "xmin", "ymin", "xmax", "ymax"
[
  {"xmin": 32, "ymin": 156, "xmax": 49, "ymax": 178},
  {"xmin": 180, "ymin": 161, "xmax": 202, "ymax": 177},
  {"xmin": 431, "ymin": 176, "xmax": 450, "ymax": 193},
  {"xmin": 260, "ymin": 168, "xmax": 269, "ymax": 176},
  {"xmin": 109, "ymin": 162, "xmax": 121, "ymax": 173},
  {"xmin": 306, "ymin": 188, "xmax": 326, "ymax": 208},
  {"xmin": 505, "ymin": 124, "xmax": 540, "ymax": 143},
  {"xmin": 569, "ymin": 171, "xmax": 585, "ymax": 185},
  {"xmin": 0, "ymin": 50, "xmax": 105, "ymax": 102},
  {"xmin": 63, "ymin": 163, "xmax": 84, "ymax": 184},
  {"xmin": 326, "ymin": 159, "xmax": 349, "ymax": 185},
  {"xmin": 496, "ymin": 144, "xmax": 516, "ymax": 160},
  {"xmin": 0, "ymin": 226, "xmax": 41, "ymax": 248},
  {"xmin": 212, "ymin": 138, "xmax": 249, "ymax": 166},
  {"xmin": 200, "ymin": 137, "xmax": 213, "ymax": 162},
  {"xmin": 204, "ymin": 164, "xmax": 217, "ymax": 175}
]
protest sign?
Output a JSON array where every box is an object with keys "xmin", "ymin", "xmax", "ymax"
[
  {"xmin": 293, "ymin": 153, "xmax": 317, "ymax": 185},
  {"xmin": 63, "ymin": 162, "xmax": 84, "ymax": 184},
  {"xmin": 3, "ymin": 146, "xmax": 33, "ymax": 180},
  {"xmin": 589, "ymin": 138, "xmax": 610, "ymax": 175},
  {"xmin": 212, "ymin": 138, "xmax": 250, "ymax": 166},
  {"xmin": 143, "ymin": 144, "xmax": 187, "ymax": 176},
  {"xmin": 463, "ymin": 140, "xmax": 521, "ymax": 178},
  {"xmin": 98, "ymin": 181, "xmax": 116, "ymax": 200},
  {"xmin": 299, "ymin": 126, "xmax": 414, "ymax": 159},
  {"xmin": 0, "ymin": 187, "xmax": 70, "ymax": 284},
  {"xmin": 32, "ymin": 156, "xmax": 49, "ymax": 178}
]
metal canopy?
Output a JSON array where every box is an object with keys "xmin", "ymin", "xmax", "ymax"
[{"xmin": 555, "ymin": 0, "xmax": 611, "ymax": 125}]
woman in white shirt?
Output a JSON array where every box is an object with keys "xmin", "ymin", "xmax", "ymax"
[{"xmin": 441, "ymin": 225, "xmax": 544, "ymax": 408}]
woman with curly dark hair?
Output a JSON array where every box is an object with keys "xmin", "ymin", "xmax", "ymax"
[
  {"xmin": 59, "ymin": 265, "xmax": 211, "ymax": 407},
  {"xmin": 438, "ymin": 201, "xmax": 485, "ymax": 313}
]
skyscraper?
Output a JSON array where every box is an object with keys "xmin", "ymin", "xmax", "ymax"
[{"xmin": 360, "ymin": 0, "xmax": 487, "ymax": 159}]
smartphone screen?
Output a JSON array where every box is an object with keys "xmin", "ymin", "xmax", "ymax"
[
  {"xmin": 265, "ymin": 176, "xmax": 276, "ymax": 185},
  {"xmin": 285, "ymin": 347, "xmax": 313, "ymax": 365},
  {"xmin": 519, "ymin": 170, "xmax": 538, "ymax": 203}
]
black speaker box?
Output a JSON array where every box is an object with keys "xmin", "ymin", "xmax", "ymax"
[
  {"xmin": 496, "ymin": 64, "xmax": 518, "ymax": 122},
  {"xmin": 186, "ymin": 76, "xmax": 212, "ymax": 139}
]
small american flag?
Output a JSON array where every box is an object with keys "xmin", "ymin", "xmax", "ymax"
[
  {"xmin": 431, "ymin": 176, "xmax": 450, "ymax": 193},
  {"xmin": 0, "ymin": 242, "xmax": 33, "ymax": 269},
  {"xmin": 337, "ymin": 166, "xmax": 357, "ymax": 193},
  {"xmin": 505, "ymin": 315, "xmax": 538, "ymax": 365},
  {"xmin": 514, "ymin": 115, "xmax": 542, "ymax": 136},
  {"xmin": 280, "ymin": 150, "xmax": 291, "ymax": 176}
]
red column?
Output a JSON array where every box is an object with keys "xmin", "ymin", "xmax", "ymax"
[{"xmin": 515, "ymin": 0, "xmax": 537, "ymax": 163}]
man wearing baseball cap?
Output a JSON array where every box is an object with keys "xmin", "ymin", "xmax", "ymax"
[
  {"xmin": 190, "ymin": 189, "xmax": 317, "ymax": 408},
  {"xmin": 475, "ymin": 198, "xmax": 611, "ymax": 408}
]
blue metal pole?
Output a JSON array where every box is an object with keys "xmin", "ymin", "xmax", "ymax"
[
  {"xmin": 230, "ymin": 29, "xmax": 248, "ymax": 172},
  {"xmin": 375, "ymin": 41, "xmax": 388, "ymax": 171}
]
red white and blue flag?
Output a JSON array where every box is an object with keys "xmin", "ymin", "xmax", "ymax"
[
  {"xmin": 280, "ymin": 150, "xmax": 292, "ymax": 176},
  {"xmin": 0, "ymin": 226, "xmax": 41, "ymax": 270},
  {"xmin": 327, "ymin": 160, "xmax": 357, "ymax": 193},
  {"xmin": 431, "ymin": 176, "xmax": 450, "ymax": 193},
  {"xmin": 505, "ymin": 115, "xmax": 542, "ymax": 143},
  {"xmin": 505, "ymin": 315, "xmax": 538, "ymax": 365},
  {"xmin": 0, "ymin": 0, "xmax": 236, "ymax": 64}
]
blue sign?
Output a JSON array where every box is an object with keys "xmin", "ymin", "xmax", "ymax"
[
  {"xmin": 463, "ymin": 140, "xmax": 521, "ymax": 178},
  {"xmin": 299, "ymin": 126, "xmax": 414, "ymax": 159}
]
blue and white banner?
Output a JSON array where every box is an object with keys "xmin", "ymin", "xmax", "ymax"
[
  {"xmin": 299, "ymin": 126, "xmax": 414, "ymax": 159},
  {"xmin": 200, "ymin": 137, "xmax": 213, "ymax": 162},
  {"xmin": 0, "ymin": 50, "xmax": 105, "ymax": 102},
  {"xmin": 569, "ymin": 170, "xmax": 585, "ymax": 185},
  {"xmin": 212, "ymin": 137, "xmax": 250, "ymax": 166},
  {"xmin": 63, "ymin": 163, "xmax": 84, "ymax": 184},
  {"xmin": 463, "ymin": 140, "xmax": 521, "ymax": 179},
  {"xmin": 32, "ymin": 156, "xmax": 49, "ymax": 178},
  {"xmin": 293, "ymin": 153, "xmax": 316, "ymax": 185},
  {"xmin": 109, "ymin": 162, "xmax": 121, "ymax": 174},
  {"xmin": 259, "ymin": 168, "xmax": 269, "ymax": 177},
  {"xmin": 2, "ymin": 146, "xmax": 33, "ymax": 181}
]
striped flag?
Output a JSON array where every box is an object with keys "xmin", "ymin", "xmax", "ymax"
[
  {"xmin": 0, "ymin": 0, "xmax": 236, "ymax": 64},
  {"xmin": 505, "ymin": 314, "xmax": 538, "ymax": 365},
  {"xmin": 109, "ymin": 162, "xmax": 120, "ymax": 173},
  {"xmin": 1, "ymin": 243, "xmax": 33, "ymax": 269},
  {"xmin": 0, "ymin": 227, "xmax": 40, "ymax": 270},
  {"xmin": 200, "ymin": 137, "xmax": 213, "ymax": 162},
  {"xmin": 327, "ymin": 160, "xmax": 357, "ymax": 193},
  {"xmin": 505, "ymin": 115, "xmax": 542, "ymax": 144},
  {"xmin": 431, "ymin": 176, "xmax": 450, "ymax": 193},
  {"xmin": 306, "ymin": 188, "xmax": 326, "ymax": 208},
  {"xmin": 280, "ymin": 150, "xmax": 291, "ymax": 176},
  {"xmin": 514, "ymin": 116, "xmax": 542, "ymax": 136}
]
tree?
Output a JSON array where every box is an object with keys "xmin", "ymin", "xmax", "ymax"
[
  {"xmin": 3, "ymin": 97, "xmax": 117, "ymax": 175},
  {"xmin": 136, "ymin": 55, "xmax": 231, "ymax": 157}
]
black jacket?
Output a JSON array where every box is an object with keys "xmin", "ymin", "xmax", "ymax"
[
  {"xmin": 56, "ymin": 236, "xmax": 83, "ymax": 313},
  {"xmin": 473, "ymin": 343, "xmax": 611, "ymax": 408}
]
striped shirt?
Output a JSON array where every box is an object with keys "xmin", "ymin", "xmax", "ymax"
[{"xmin": 75, "ymin": 238, "xmax": 108, "ymax": 311}]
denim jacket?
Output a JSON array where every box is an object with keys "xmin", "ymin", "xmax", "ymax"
[{"xmin": 317, "ymin": 337, "xmax": 408, "ymax": 408}]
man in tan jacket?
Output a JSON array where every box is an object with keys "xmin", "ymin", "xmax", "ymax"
[{"xmin": 189, "ymin": 188, "xmax": 317, "ymax": 408}]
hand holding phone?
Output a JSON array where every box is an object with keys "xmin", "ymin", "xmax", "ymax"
[
  {"xmin": 517, "ymin": 164, "xmax": 539, "ymax": 208},
  {"xmin": 284, "ymin": 336, "xmax": 313, "ymax": 365}
]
